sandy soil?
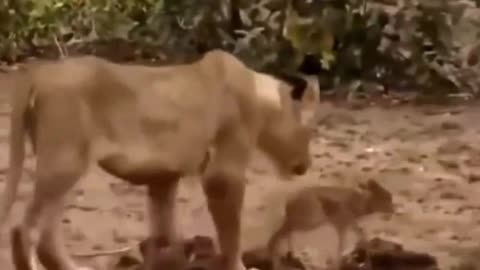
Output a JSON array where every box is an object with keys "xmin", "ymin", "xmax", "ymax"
[{"xmin": 0, "ymin": 97, "xmax": 479, "ymax": 270}]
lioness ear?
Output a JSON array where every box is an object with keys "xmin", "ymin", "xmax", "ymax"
[
  {"xmin": 279, "ymin": 74, "xmax": 307, "ymax": 101},
  {"xmin": 290, "ymin": 79, "xmax": 308, "ymax": 101},
  {"xmin": 265, "ymin": 71, "xmax": 308, "ymax": 100}
]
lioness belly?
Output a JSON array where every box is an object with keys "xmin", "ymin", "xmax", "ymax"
[
  {"xmin": 93, "ymin": 129, "xmax": 211, "ymax": 184},
  {"xmin": 90, "ymin": 108, "xmax": 214, "ymax": 183},
  {"xmin": 85, "ymin": 66, "xmax": 221, "ymax": 184}
]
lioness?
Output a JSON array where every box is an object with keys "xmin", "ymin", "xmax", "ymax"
[
  {"xmin": 267, "ymin": 179, "xmax": 394, "ymax": 269},
  {"xmin": 0, "ymin": 50, "xmax": 320, "ymax": 270}
]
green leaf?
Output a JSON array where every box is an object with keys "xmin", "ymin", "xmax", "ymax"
[{"xmin": 320, "ymin": 50, "xmax": 335, "ymax": 70}]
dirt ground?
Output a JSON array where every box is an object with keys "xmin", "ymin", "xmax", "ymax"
[{"xmin": 0, "ymin": 97, "xmax": 479, "ymax": 270}]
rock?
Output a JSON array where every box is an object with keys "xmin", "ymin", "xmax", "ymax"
[
  {"xmin": 131, "ymin": 235, "xmax": 308, "ymax": 270},
  {"xmin": 439, "ymin": 192, "xmax": 465, "ymax": 200},
  {"xmin": 135, "ymin": 235, "xmax": 222, "ymax": 270},
  {"xmin": 467, "ymin": 172, "xmax": 480, "ymax": 184},
  {"xmin": 242, "ymin": 246, "xmax": 272, "ymax": 270},
  {"xmin": 437, "ymin": 139, "xmax": 470, "ymax": 155},
  {"xmin": 138, "ymin": 236, "xmax": 189, "ymax": 270},
  {"xmin": 184, "ymin": 235, "xmax": 216, "ymax": 260},
  {"xmin": 115, "ymin": 254, "xmax": 142, "ymax": 270},
  {"xmin": 278, "ymin": 252, "xmax": 306, "ymax": 270},
  {"xmin": 340, "ymin": 237, "xmax": 439, "ymax": 270},
  {"xmin": 437, "ymin": 158, "xmax": 460, "ymax": 170},
  {"xmin": 129, "ymin": 236, "xmax": 440, "ymax": 270},
  {"xmin": 440, "ymin": 121, "xmax": 463, "ymax": 131},
  {"xmin": 242, "ymin": 248, "xmax": 305, "ymax": 270}
]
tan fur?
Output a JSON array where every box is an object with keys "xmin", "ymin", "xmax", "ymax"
[
  {"xmin": 267, "ymin": 179, "xmax": 394, "ymax": 268},
  {"xmin": 0, "ymin": 50, "xmax": 319, "ymax": 270}
]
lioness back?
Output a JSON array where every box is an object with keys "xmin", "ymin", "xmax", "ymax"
[{"xmin": 27, "ymin": 52, "xmax": 271, "ymax": 179}]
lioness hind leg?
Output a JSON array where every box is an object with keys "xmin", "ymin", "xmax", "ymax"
[
  {"xmin": 12, "ymin": 149, "xmax": 89, "ymax": 270},
  {"xmin": 144, "ymin": 177, "xmax": 181, "ymax": 270},
  {"xmin": 37, "ymin": 195, "xmax": 93, "ymax": 270}
]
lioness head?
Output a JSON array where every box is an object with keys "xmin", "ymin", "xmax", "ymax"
[
  {"xmin": 200, "ymin": 50, "xmax": 319, "ymax": 177},
  {"xmin": 255, "ymin": 72, "xmax": 320, "ymax": 178}
]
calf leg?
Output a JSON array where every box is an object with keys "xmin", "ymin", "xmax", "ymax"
[
  {"xmin": 267, "ymin": 222, "xmax": 291, "ymax": 270},
  {"xmin": 352, "ymin": 222, "xmax": 366, "ymax": 244},
  {"xmin": 331, "ymin": 225, "xmax": 347, "ymax": 270},
  {"xmin": 351, "ymin": 222, "xmax": 372, "ymax": 269}
]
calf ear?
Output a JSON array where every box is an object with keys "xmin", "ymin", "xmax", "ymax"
[{"xmin": 367, "ymin": 179, "xmax": 391, "ymax": 196}]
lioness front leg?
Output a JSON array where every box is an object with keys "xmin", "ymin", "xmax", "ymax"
[
  {"xmin": 202, "ymin": 172, "xmax": 246, "ymax": 270},
  {"xmin": 144, "ymin": 177, "xmax": 181, "ymax": 270},
  {"xmin": 201, "ymin": 127, "xmax": 250, "ymax": 270}
]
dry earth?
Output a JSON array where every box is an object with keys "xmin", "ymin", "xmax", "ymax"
[{"xmin": 0, "ymin": 96, "xmax": 479, "ymax": 270}]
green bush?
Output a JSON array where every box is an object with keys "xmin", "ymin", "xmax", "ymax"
[{"xmin": 1, "ymin": 0, "xmax": 480, "ymax": 97}]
